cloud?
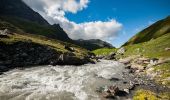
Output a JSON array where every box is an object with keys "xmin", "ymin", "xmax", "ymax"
[{"xmin": 23, "ymin": 0, "xmax": 122, "ymax": 41}]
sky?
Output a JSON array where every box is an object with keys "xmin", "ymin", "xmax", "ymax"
[{"xmin": 23, "ymin": 0, "xmax": 170, "ymax": 47}]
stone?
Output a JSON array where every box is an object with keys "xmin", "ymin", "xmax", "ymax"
[
  {"xmin": 165, "ymin": 47, "xmax": 170, "ymax": 51},
  {"xmin": 117, "ymin": 47, "xmax": 125, "ymax": 54},
  {"xmin": 108, "ymin": 85, "xmax": 119, "ymax": 94},
  {"xmin": 123, "ymin": 89, "xmax": 130, "ymax": 94},
  {"xmin": 131, "ymin": 63, "xmax": 145, "ymax": 70},
  {"xmin": 129, "ymin": 81, "xmax": 135, "ymax": 90},
  {"xmin": 64, "ymin": 45, "xmax": 75, "ymax": 52},
  {"xmin": 101, "ymin": 85, "xmax": 120, "ymax": 98},
  {"xmin": 104, "ymin": 52, "xmax": 116, "ymax": 60}
]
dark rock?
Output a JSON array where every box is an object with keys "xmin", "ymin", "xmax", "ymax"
[
  {"xmin": 104, "ymin": 52, "xmax": 116, "ymax": 60},
  {"xmin": 125, "ymin": 64, "xmax": 131, "ymax": 69},
  {"xmin": 0, "ymin": 66, "xmax": 9, "ymax": 72},
  {"xmin": 115, "ymin": 90, "xmax": 128, "ymax": 96},
  {"xmin": 0, "ymin": 72, "xmax": 3, "ymax": 75},
  {"xmin": 64, "ymin": 45, "xmax": 75, "ymax": 52},
  {"xmin": 110, "ymin": 77, "xmax": 120, "ymax": 81}
]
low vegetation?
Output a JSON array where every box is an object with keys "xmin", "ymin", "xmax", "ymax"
[
  {"xmin": 122, "ymin": 33, "xmax": 170, "ymax": 59},
  {"xmin": 92, "ymin": 48, "xmax": 117, "ymax": 55},
  {"xmin": 133, "ymin": 89, "xmax": 170, "ymax": 100},
  {"xmin": 153, "ymin": 61, "xmax": 170, "ymax": 86}
]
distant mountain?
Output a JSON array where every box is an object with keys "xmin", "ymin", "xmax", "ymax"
[
  {"xmin": 0, "ymin": 0, "xmax": 71, "ymax": 42},
  {"xmin": 123, "ymin": 16, "xmax": 170, "ymax": 46},
  {"xmin": 75, "ymin": 39, "xmax": 114, "ymax": 51}
]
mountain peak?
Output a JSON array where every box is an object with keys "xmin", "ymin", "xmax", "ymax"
[{"xmin": 0, "ymin": 0, "xmax": 49, "ymax": 25}]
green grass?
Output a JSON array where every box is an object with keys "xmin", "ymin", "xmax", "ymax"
[
  {"xmin": 92, "ymin": 48, "xmax": 117, "ymax": 55},
  {"xmin": 122, "ymin": 33, "xmax": 170, "ymax": 58},
  {"xmin": 133, "ymin": 89, "xmax": 170, "ymax": 100}
]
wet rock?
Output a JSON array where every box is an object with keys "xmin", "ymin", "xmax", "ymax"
[
  {"xmin": 123, "ymin": 89, "xmax": 129, "ymax": 94},
  {"xmin": 129, "ymin": 81, "xmax": 136, "ymax": 90},
  {"xmin": 125, "ymin": 64, "xmax": 131, "ymax": 69},
  {"xmin": 101, "ymin": 85, "xmax": 120, "ymax": 98},
  {"xmin": 108, "ymin": 85, "xmax": 119, "ymax": 94},
  {"xmin": 104, "ymin": 52, "xmax": 116, "ymax": 60},
  {"xmin": 109, "ymin": 77, "xmax": 120, "ymax": 81},
  {"xmin": 0, "ymin": 66, "xmax": 9, "ymax": 72}
]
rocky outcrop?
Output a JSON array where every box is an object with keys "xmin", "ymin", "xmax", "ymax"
[{"xmin": 0, "ymin": 41, "xmax": 91, "ymax": 72}]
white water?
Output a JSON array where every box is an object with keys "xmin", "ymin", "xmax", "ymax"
[{"xmin": 0, "ymin": 60, "xmax": 126, "ymax": 100}]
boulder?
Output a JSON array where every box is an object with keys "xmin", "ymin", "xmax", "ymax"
[
  {"xmin": 117, "ymin": 47, "xmax": 125, "ymax": 54},
  {"xmin": 96, "ymin": 55, "xmax": 105, "ymax": 59},
  {"xmin": 64, "ymin": 45, "xmax": 75, "ymax": 52},
  {"xmin": 104, "ymin": 52, "xmax": 116, "ymax": 60},
  {"xmin": 123, "ymin": 89, "xmax": 129, "ymax": 94},
  {"xmin": 165, "ymin": 47, "xmax": 170, "ymax": 51},
  {"xmin": 101, "ymin": 85, "xmax": 120, "ymax": 98},
  {"xmin": 131, "ymin": 63, "xmax": 145, "ymax": 70}
]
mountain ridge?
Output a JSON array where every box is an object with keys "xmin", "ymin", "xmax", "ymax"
[{"xmin": 123, "ymin": 16, "xmax": 170, "ymax": 46}]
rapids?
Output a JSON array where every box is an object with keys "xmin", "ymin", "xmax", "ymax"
[{"xmin": 0, "ymin": 60, "xmax": 128, "ymax": 100}]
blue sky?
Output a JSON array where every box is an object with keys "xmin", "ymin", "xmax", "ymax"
[{"xmin": 65, "ymin": 0, "xmax": 170, "ymax": 47}]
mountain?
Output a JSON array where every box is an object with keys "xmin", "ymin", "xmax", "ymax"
[
  {"xmin": 123, "ymin": 16, "xmax": 170, "ymax": 46},
  {"xmin": 75, "ymin": 39, "xmax": 114, "ymax": 51},
  {"xmin": 0, "ymin": 0, "xmax": 113, "ymax": 50},
  {"xmin": 0, "ymin": 0, "xmax": 48, "ymax": 25},
  {"xmin": 0, "ymin": 0, "xmax": 71, "ymax": 42}
]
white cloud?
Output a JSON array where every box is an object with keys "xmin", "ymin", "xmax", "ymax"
[{"xmin": 23, "ymin": 0, "xmax": 122, "ymax": 41}]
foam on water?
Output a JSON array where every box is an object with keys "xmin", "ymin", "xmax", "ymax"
[{"xmin": 0, "ymin": 60, "xmax": 125, "ymax": 100}]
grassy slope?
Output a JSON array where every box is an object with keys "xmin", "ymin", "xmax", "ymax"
[
  {"xmin": 0, "ymin": 19, "xmax": 89, "ymax": 58},
  {"xmin": 122, "ymin": 33, "xmax": 170, "ymax": 58},
  {"xmin": 92, "ymin": 48, "xmax": 117, "ymax": 56},
  {"xmin": 124, "ymin": 16, "xmax": 170, "ymax": 46},
  {"xmin": 0, "ymin": 16, "xmax": 71, "ymax": 42}
]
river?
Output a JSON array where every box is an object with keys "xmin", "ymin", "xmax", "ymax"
[{"xmin": 0, "ymin": 60, "xmax": 131, "ymax": 100}]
